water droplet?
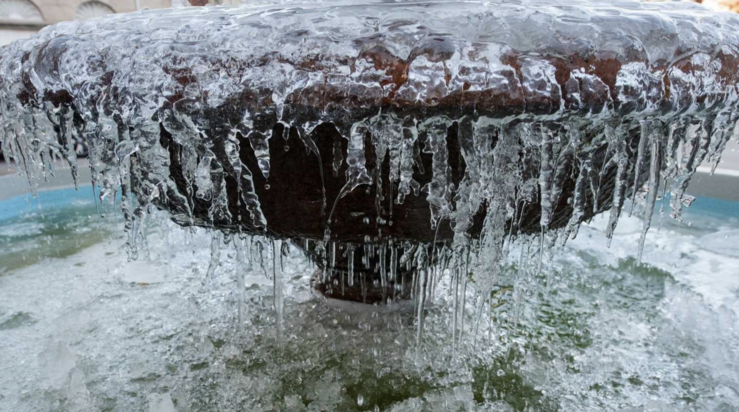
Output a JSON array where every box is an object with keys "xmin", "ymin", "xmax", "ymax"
[
  {"xmin": 284, "ymin": 145, "xmax": 289, "ymax": 152},
  {"xmin": 357, "ymin": 394, "xmax": 364, "ymax": 406},
  {"xmin": 497, "ymin": 369, "xmax": 505, "ymax": 377},
  {"xmin": 264, "ymin": 184, "xmax": 271, "ymax": 190}
]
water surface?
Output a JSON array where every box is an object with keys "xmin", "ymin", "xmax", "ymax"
[{"xmin": 0, "ymin": 190, "xmax": 737, "ymax": 412}]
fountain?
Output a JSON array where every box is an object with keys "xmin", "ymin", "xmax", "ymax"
[
  {"xmin": 1, "ymin": 0, "xmax": 739, "ymax": 410},
  {"xmin": 2, "ymin": 0, "xmax": 737, "ymax": 305},
  {"xmin": 0, "ymin": 2, "xmax": 737, "ymax": 283}
]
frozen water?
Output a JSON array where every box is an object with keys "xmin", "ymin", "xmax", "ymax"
[
  {"xmin": 0, "ymin": 190, "xmax": 737, "ymax": 411},
  {"xmin": 38, "ymin": 340, "xmax": 77, "ymax": 389},
  {"xmin": 148, "ymin": 393, "xmax": 177, "ymax": 412},
  {"xmin": 1, "ymin": 0, "xmax": 739, "ymax": 409},
  {"xmin": 1, "ymin": 0, "xmax": 738, "ymax": 271},
  {"xmin": 698, "ymin": 229, "xmax": 739, "ymax": 258}
]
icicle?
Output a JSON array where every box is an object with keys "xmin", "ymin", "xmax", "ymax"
[
  {"xmin": 669, "ymin": 118, "xmax": 710, "ymax": 221},
  {"xmin": 234, "ymin": 236, "xmax": 247, "ymax": 324},
  {"xmin": 451, "ymin": 268, "xmax": 460, "ymax": 357},
  {"xmin": 325, "ymin": 122, "xmax": 373, "ymax": 239},
  {"xmin": 415, "ymin": 266, "xmax": 427, "ymax": 348},
  {"xmin": 332, "ymin": 133, "xmax": 343, "ymax": 177},
  {"xmin": 345, "ymin": 121, "xmax": 373, "ymax": 192},
  {"xmin": 558, "ymin": 129, "xmax": 584, "ymax": 241},
  {"xmin": 126, "ymin": 205, "xmax": 146, "ymax": 261},
  {"xmin": 706, "ymin": 112, "xmax": 737, "ymax": 174},
  {"xmin": 194, "ymin": 151, "xmax": 216, "ymax": 200},
  {"xmin": 55, "ymin": 105, "xmax": 80, "ymax": 189},
  {"xmin": 330, "ymin": 241, "xmax": 336, "ymax": 272},
  {"xmin": 539, "ymin": 125, "xmax": 555, "ymax": 229},
  {"xmin": 472, "ymin": 291, "xmax": 489, "ymax": 343},
  {"xmin": 385, "ymin": 118, "xmax": 404, "ymax": 184},
  {"xmin": 226, "ymin": 131, "xmax": 243, "ymax": 190},
  {"xmin": 205, "ymin": 231, "xmax": 222, "ymax": 283},
  {"xmin": 419, "ymin": 117, "xmax": 452, "ymax": 227},
  {"xmin": 238, "ymin": 161, "xmax": 268, "ymax": 229},
  {"xmin": 629, "ymin": 120, "xmax": 650, "ymax": 217},
  {"xmin": 389, "ymin": 241, "xmax": 397, "ymax": 282},
  {"xmin": 297, "ymin": 124, "xmax": 327, "ymax": 216},
  {"xmin": 248, "ymin": 130, "xmax": 272, "ymax": 180},
  {"xmin": 209, "ymin": 172, "xmax": 232, "ymax": 223},
  {"xmin": 604, "ymin": 123, "xmax": 628, "ymax": 247},
  {"xmin": 397, "ymin": 118, "xmax": 420, "ymax": 205},
  {"xmin": 348, "ymin": 244, "xmax": 355, "ymax": 287},
  {"xmin": 662, "ymin": 120, "xmax": 684, "ymax": 180},
  {"xmin": 459, "ymin": 272, "xmax": 468, "ymax": 345},
  {"xmin": 273, "ymin": 239, "xmax": 284, "ymax": 335},
  {"xmin": 548, "ymin": 147, "xmax": 572, "ymax": 226},
  {"xmin": 379, "ymin": 242, "xmax": 387, "ymax": 289},
  {"xmin": 120, "ymin": 154, "xmax": 136, "ymax": 260},
  {"xmin": 637, "ymin": 132, "xmax": 662, "ymax": 264},
  {"xmin": 537, "ymin": 125, "xmax": 555, "ymax": 274}
]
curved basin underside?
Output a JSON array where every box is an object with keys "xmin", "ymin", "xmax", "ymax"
[{"xmin": 1, "ymin": 0, "xmax": 739, "ymax": 300}]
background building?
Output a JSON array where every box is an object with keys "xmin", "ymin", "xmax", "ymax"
[
  {"xmin": 0, "ymin": 0, "xmax": 205, "ymax": 46},
  {"xmin": 2, "ymin": 0, "xmax": 738, "ymax": 48}
]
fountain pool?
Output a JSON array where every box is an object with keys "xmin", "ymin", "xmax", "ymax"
[{"xmin": 0, "ymin": 184, "xmax": 737, "ymax": 412}]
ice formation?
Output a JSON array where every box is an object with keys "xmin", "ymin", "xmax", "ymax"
[{"xmin": 1, "ymin": 0, "xmax": 739, "ymax": 314}]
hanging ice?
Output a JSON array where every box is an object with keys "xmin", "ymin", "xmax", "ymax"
[{"xmin": 1, "ymin": 0, "xmax": 738, "ymax": 307}]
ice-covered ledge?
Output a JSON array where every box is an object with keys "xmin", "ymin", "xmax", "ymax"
[{"xmin": 1, "ymin": 0, "xmax": 738, "ymax": 302}]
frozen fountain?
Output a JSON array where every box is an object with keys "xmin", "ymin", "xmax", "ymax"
[
  {"xmin": 2, "ymin": 0, "xmax": 737, "ymax": 305},
  {"xmin": 1, "ymin": 0, "xmax": 739, "ymax": 410}
]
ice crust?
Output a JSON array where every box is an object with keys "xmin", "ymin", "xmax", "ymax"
[
  {"xmin": 2, "ymin": 205, "xmax": 739, "ymax": 411},
  {"xmin": 1, "ymin": 0, "xmax": 739, "ymax": 301}
]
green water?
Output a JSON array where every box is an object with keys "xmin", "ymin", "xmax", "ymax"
[{"xmin": 0, "ymin": 187, "xmax": 115, "ymax": 275}]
